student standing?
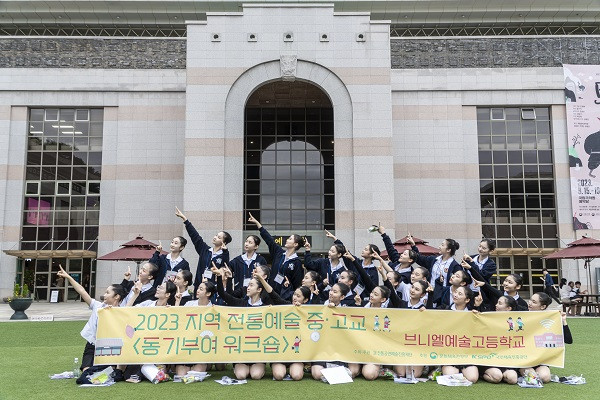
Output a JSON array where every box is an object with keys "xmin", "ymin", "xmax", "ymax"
[
  {"xmin": 462, "ymin": 239, "xmax": 497, "ymax": 283},
  {"xmin": 247, "ymin": 212, "xmax": 303, "ymax": 301},
  {"xmin": 228, "ymin": 234, "xmax": 267, "ymax": 294},
  {"xmin": 175, "ymin": 206, "xmax": 230, "ymax": 297},
  {"xmin": 57, "ymin": 265, "xmax": 127, "ymax": 372},
  {"xmin": 120, "ymin": 263, "xmax": 158, "ymax": 306},
  {"xmin": 377, "ymin": 225, "xmax": 415, "ymax": 284},
  {"xmin": 149, "ymin": 236, "xmax": 190, "ymax": 287}
]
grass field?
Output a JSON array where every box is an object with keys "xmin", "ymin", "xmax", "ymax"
[{"xmin": 0, "ymin": 318, "xmax": 597, "ymax": 400}]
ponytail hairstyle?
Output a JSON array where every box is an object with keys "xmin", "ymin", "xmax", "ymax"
[
  {"xmin": 297, "ymin": 286, "xmax": 312, "ymax": 301},
  {"xmin": 457, "ymin": 270, "xmax": 472, "ymax": 286},
  {"xmin": 257, "ymin": 264, "xmax": 271, "ymax": 278},
  {"xmin": 252, "ymin": 277, "xmax": 264, "ymax": 292},
  {"xmin": 176, "ymin": 235, "xmax": 188, "ymax": 249},
  {"xmin": 377, "ymin": 285, "xmax": 390, "ymax": 301},
  {"xmin": 445, "ymin": 239, "xmax": 460, "ymax": 256},
  {"xmin": 146, "ymin": 262, "xmax": 159, "ymax": 280},
  {"xmin": 203, "ymin": 280, "xmax": 216, "ymax": 298},
  {"xmin": 165, "ymin": 281, "xmax": 178, "ymax": 306},
  {"xmin": 290, "ymin": 234, "xmax": 305, "ymax": 251},
  {"xmin": 247, "ymin": 234, "xmax": 261, "ymax": 247},
  {"xmin": 110, "ymin": 284, "xmax": 128, "ymax": 302},
  {"xmin": 535, "ymin": 292, "xmax": 552, "ymax": 309},
  {"xmin": 501, "ymin": 295, "xmax": 517, "ymax": 311},
  {"xmin": 559, "ymin": 278, "xmax": 567, "ymax": 289},
  {"xmin": 221, "ymin": 231, "xmax": 232, "ymax": 245},
  {"xmin": 336, "ymin": 282, "xmax": 350, "ymax": 297},
  {"xmin": 180, "ymin": 270, "xmax": 193, "ymax": 287},
  {"xmin": 305, "ymin": 270, "xmax": 321, "ymax": 284},
  {"xmin": 509, "ymin": 273, "xmax": 524, "ymax": 289},
  {"xmin": 368, "ymin": 244, "xmax": 381, "ymax": 256},
  {"xmin": 481, "ymin": 238, "xmax": 496, "ymax": 251},
  {"xmin": 332, "ymin": 243, "xmax": 346, "ymax": 256}
]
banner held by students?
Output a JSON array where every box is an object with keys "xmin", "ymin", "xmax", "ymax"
[{"xmin": 95, "ymin": 305, "xmax": 564, "ymax": 368}]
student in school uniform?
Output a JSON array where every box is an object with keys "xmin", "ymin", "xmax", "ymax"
[
  {"xmin": 312, "ymin": 282, "xmax": 353, "ymax": 381},
  {"xmin": 521, "ymin": 292, "xmax": 573, "ymax": 383},
  {"xmin": 304, "ymin": 232, "xmax": 348, "ymax": 288},
  {"xmin": 213, "ymin": 267, "xmax": 267, "ymax": 380},
  {"xmin": 127, "ymin": 280, "xmax": 177, "ymax": 307},
  {"xmin": 173, "ymin": 269, "xmax": 193, "ymax": 306},
  {"xmin": 247, "ymin": 212, "xmax": 303, "ymax": 301},
  {"xmin": 331, "ymin": 230, "xmax": 381, "ymax": 301},
  {"xmin": 228, "ymin": 234, "xmax": 267, "ymax": 294},
  {"xmin": 220, "ymin": 262, "xmax": 272, "ymax": 306},
  {"xmin": 57, "ymin": 265, "xmax": 127, "ymax": 373},
  {"xmin": 377, "ymin": 225, "xmax": 415, "ymax": 284},
  {"xmin": 462, "ymin": 239, "xmax": 497, "ymax": 283},
  {"xmin": 408, "ymin": 235, "xmax": 463, "ymax": 304},
  {"xmin": 436, "ymin": 270, "xmax": 472, "ymax": 308},
  {"xmin": 300, "ymin": 270, "xmax": 325, "ymax": 304},
  {"xmin": 149, "ymin": 235, "xmax": 190, "ymax": 287},
  {"xmin": 463, "ymin": 260, "xmax": 528, "ymax": 311},
  {"xmin": 120, "ymin": 262, "xmax": 159, "ymax": 306},
  {"xmin": 175, "ymin": 207, "xmax": 231, "ymax": 297},
  {"xmin": 254, "ymin": 272, "xmax": 312, "ymax": 381}
]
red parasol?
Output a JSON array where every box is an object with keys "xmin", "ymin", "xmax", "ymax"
[
  {"xmin": 544, "ymin": 236, "xmax": 600, "ymax": 294},
  {"xmin": 98, "ymin": 235, "xmax": 166, "ymax": 274},
  {"xmin": 381, "ymin": 235, "xmax": 440, "ymax": 259}
]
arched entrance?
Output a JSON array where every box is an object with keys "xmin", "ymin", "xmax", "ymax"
[{"xmin": 243, "ymin": 80, "xmax": 334, "ymax": 256}]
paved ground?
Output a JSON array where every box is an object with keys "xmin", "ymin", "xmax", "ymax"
[{"xmin": 0, "ymin": 301, "xmax": 91, "ymax": 322}]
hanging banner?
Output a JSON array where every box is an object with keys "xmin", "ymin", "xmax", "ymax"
[
  {"xmin": 95, "ymin": 305, "xmax": 564, "ymax": 368},
  {"xmin": 564, "ymin": 64, "xmax": 600, "ymax": 229}
]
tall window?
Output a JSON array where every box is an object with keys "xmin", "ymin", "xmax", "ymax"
[
  {"xmin": 19, "ymin": 108, "xmax": 103, "ymax": 300},
  {"xmin": 477, "ymin": 107, "xmax": 559, "ymax": 296},
  {"xmin": 243, "ymin": 81, "xmax": 334, "ymax": 232}
]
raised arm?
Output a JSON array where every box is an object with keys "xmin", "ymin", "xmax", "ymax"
[
  {"xmin": 126, "ymin": 281, "xmax": 143, "ymax": 307},
  {"xmin": 214, "ymin": 269, "xmax": 245, "ymax": 307},
  {"xmin": 57, "ymin": 264, "xmax": 92, "ymax": 306},
  {"xmin": 378, "ymin": 225, "xmax": 400, "ymax": 264},
  {"xmin": 176, "ymin": 207, "xmax": 208, "ymax": 254},
  {"xmin": 344, "ymin": 251, "xmax": 377, "ymax": 293}
]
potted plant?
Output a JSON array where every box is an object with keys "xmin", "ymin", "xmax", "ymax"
[{"xmin": 8, "ymin": 283, "xmax": 33, "ymax": 320}]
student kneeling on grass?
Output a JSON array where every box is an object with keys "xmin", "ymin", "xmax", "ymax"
[{"xmin": 57, "ymin": 264, "xmax": 127, "ymax": 373}]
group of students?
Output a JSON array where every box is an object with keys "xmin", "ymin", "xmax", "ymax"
[{"xmin": 59, "ymin": 207, "xmax": 572, "ymax": 385}]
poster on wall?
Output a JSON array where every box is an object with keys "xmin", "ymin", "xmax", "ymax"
[{"xmin": 564, "ymin": 64, "xmax": 600, "ymax": 230}]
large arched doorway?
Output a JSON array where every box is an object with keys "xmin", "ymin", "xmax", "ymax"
[{"xmin": 243, "ymin": 80, "xmax": 334, "ymax": 258}]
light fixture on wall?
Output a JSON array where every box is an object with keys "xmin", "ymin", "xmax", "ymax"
[
  {"xmin": 283, "ymin": 32, "xmax": 293, "ymax": 42},
  {"xmin": 356, "ymin": 33, "xmax": 366, "ymax": 42},
  {"xmin": 211, "ymin": 33, "xmax": 221, "ymax": 42},
  {"xmin": 320, "ymin": 33, "xmax": 329, "ymax": 42},
  {"xmin": 248, "ymin": 33, "xmax": 257, "ymax": 42}
]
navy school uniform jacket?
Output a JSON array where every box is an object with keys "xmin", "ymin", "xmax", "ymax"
[
  {"xmin": 121, "ymin": 280, "xmax": 156, "ymax": 306},
  {"xmin": 149, "ymin": 250, "xmax": 190, "ymax": 288},
  {"xmin": 380, "ymin": 233, "xmax": 412, "ymax": 284},
  {"xmin": 216, "ymin": 275, "xmax": 271, "ymax": 307},
  {"xmin": 412, "ymin": 246, "xmax": 462, "ymax": 301},
  {"xmin": 224, "ymin": 271, "xmax": 272, "ymax": 305},
  {"xmin": 347, "ymin": 257, "xmax": 378, "ymax": 302},
  {"xmin": 304, "ymin": 251, "xmax": 348, "ymax": 286},
  {"xmin": 259, "ymin": 227, "xmax": 303, "ymax": 301},
  {"xmin": 228, "ymin": 253, "xmax": 267, "ymax": 293},
  {"xmin": 467, "ymin": 255, "xmax": 497, "ymax": 283},
  {"xmin": 184, "ymin": 220, "xmax": 230, "ymax": 296},
  {"xmin": 469, "ymin": 266, "xmax": 528, "ymax": 311},
  {"xmin": 334, "ymin": 239, "xmax": 379, "ymax": 298}
]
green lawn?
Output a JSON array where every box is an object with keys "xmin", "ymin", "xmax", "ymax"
[{"xmin": 0, "ymin": 319, "xmax": 597, "ymax": 400}]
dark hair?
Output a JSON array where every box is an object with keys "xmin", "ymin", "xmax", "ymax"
[
  {"xmin": 367, "ymin": 244, "xmax": 381, "ymax": 256},
  {"xmin": 542, "ymin": 268, "xmax": 548, "ymax": 272},
  {"xmin": 305, "ymin": 270, "xmax": 321, "ymax": 283},
  {"xmin": 251, "ymin": 277, "xmax": 264, "ymax": 292},
  {"xmin": 202, "ymin": 280, "xmax": 216, "ymax": 297},
  {"xmin": 445, "ymin": 239, "xmax": 460, "ymax": 256},
  {"xmin": 413, "ymin": 280, "xmax": 429, "ymax": 295},
  {"xmin": 456, "ymin": 270, "xmax": 472, "ymax": 286},
  {"xmin": 175, "ymin": 236, "xmax": 187, "ymax": 249},
  {"xmin": 414, "ymin": 266, "xmax": 430, "ymax": 280},
  {"xmin": 480, "ymin": 238, "xmax": 496, "ymax": 251},
  {"xmin": 575, "ymin": 281, "xmax": 581, "ymax": 285},
  {"xmin": 247, "ymin": 234, "xmax": 261, "ymax": 247},
  {"xmin": 535, "ymin": 292, "xmax": 552, "ymax": 309},
  {"xmin": 165, "ymin": 281, "xmax": 178, "ymax": 306},
  {"xmin": 508, "ymin": 273, "xmax": 523, "ymax": 288},
  {"xmin": 179, "ymin": 270, "xmax": 193, "ymax": 287},
  {"xmin": 559, "ymin": 278, "xmax": 567, "ymax": 288},
  {"xmin": 336, "ymin": 282, "xmax": 350, "ymax": 296},
  {"xmin": 290, "ymin": 234, "xmax": 304, "ymax": 251},
  {"xmin": 297, "ymin": 286, "xmax": 312, "ymax": 300},
  {"xmin": 460, "ymin": 286, "xmax": 475, "ymax": 306},
  {"xmin": 376, "ymin": 285, "xmax": 390, "ymax": 300},
  {"xmin": 500, "ymin": 295, "xmax": 517, "ymax": 311},
  {"xmin": 146, "ymin": 262, "xmax": 159, "ymax": 280},
  {"xmin": 344, "ymin": 270, "xmax": 357, "ymax": 284},
  {"xmin": 109, "ymin": 284, "xmax": 127, "ymax": 301},
  {"xmin": 390, "ymin": 271, "xmax": 401, "ymax": 284},
  {"xmin": 406, "ymin": 249, "xmax": 416, "ymax": 264},
  {"xmin": 221, "ymin": 231, "xmax": 232, "ymax": 245},
  {"xmin": 568, "ymin": 281, "xmax": 574, "ymax": 285},
  {"xmin": 257, "ymin": 264, "xmax": 271, "ymax": 278},
  {"xmin": 332, "ymin": 243, "xmax": 346, "ymax": 256}
]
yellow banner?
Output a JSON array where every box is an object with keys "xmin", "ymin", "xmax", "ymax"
[{"xmin": 95, "ymin": 305, "xmax": 564, "ymax": 368}]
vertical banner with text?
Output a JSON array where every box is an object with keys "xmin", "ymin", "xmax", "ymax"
[{"xmin": 564, "ymin": 64, "xmax": 600, "ymax": 229}]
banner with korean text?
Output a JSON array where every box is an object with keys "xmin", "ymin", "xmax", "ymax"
[
  {"xmin": 95, "ymin": 305, "xmax": 564, "ymax": 368},
  {"xmin": 564, "ymin": 64, "xmax": 600, "ymax": 229}
]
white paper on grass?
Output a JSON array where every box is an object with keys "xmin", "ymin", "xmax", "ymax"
[
  {"xmin": 321, "ymin": 366, "xmax": 353, "ymax": 384},
  {"xmin": 436, "ymin": 373, "xmax": 473, "ymax": 387}
]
